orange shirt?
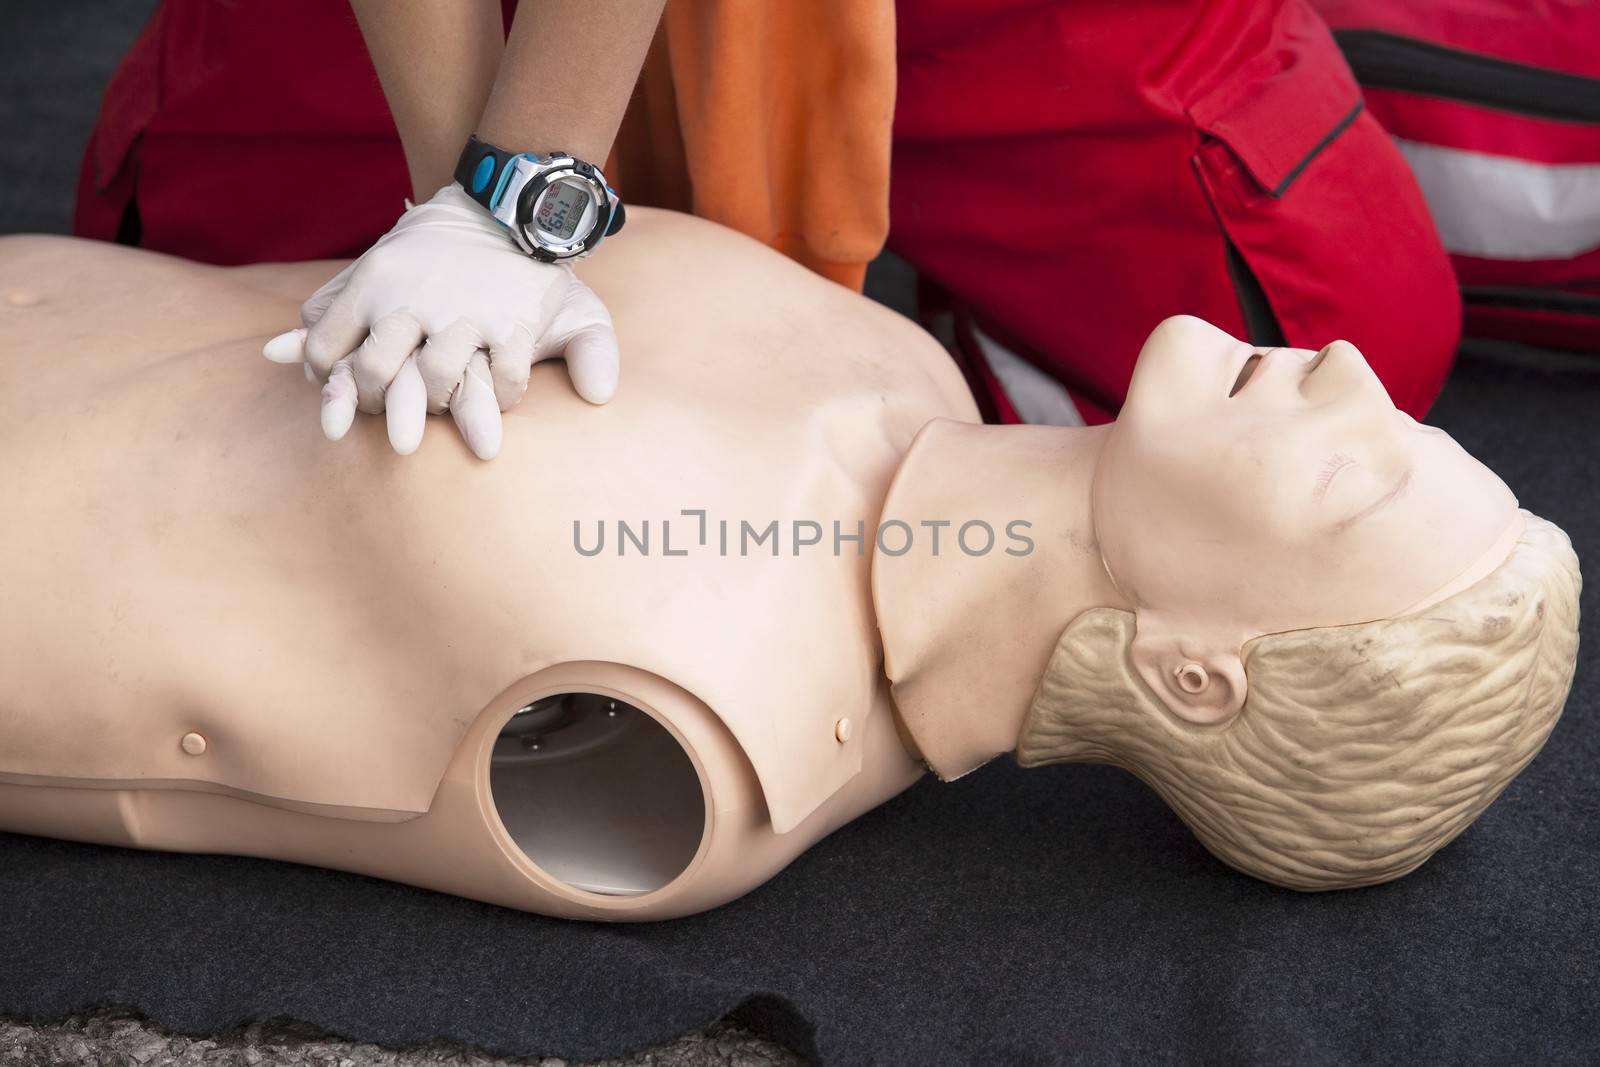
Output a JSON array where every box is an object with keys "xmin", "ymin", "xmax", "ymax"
[{"xmin": 607, "ymin": 1, "xmax": 897, "ymax": 292}]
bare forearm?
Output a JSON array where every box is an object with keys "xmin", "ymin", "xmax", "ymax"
[
  {"xmin": 477, "ymin": 0, "xmax": 666, "ymax": 164},
  {"xmin": 351, "ymin": 0, "xmax": 505, "ymax": 201}
]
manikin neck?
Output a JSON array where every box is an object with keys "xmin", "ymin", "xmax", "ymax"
[{"xmin": 871, "ymin": 419, "xmax": 1132, "ymax": 780}]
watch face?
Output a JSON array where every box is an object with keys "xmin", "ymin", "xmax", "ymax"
[{"xmin": 532, "ymin": 179, "xmax": 592, "ymax": 243}]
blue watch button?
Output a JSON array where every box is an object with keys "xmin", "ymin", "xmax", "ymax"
[{"xmin": 471, "ymin": 155, "xmax": 496, "ymax": 195}]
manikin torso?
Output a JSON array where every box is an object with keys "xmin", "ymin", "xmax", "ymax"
[{"xmin": 0, "ymin": 213, "xmax": 1001, "ymax": 918}]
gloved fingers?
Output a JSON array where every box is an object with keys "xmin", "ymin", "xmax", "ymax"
[
  {"xmin": 488, "ymin": 322, "xmax": 536, "ymax": 412},
  {"xmin": 538, "ymin": 279, "xmax": 619, "ymax": 405},
  {"xmin": 418, "ymin": 319, "xmax": 482, "ymax": 414},
  {"xmin": 536, "ymin": 277, "xmax": 612, "ymax": 355},
  {"xmin": 320, "ymin": 359, "xmax": 358, "ymax": 442},
  {"xmin": 562, "ymin": 322, "xmax": 621, "ymax": 405},
  {"xmin": 450, "ymin": 349, "xmax": 503, "ymax": 460},
  {"xmin": 351, "ymin": 311, "xmax": 425, "ymax": 414},
  {"xmin": 266, "ymin": 325, "xmax": 357, "ymax": 403},
  {"xmin": 302, "ymin": 284, "xmax": 368, "ymax": 382},
  {"xmin": 262, "ymin": 327, "xmax": 307, "ymax": 364},
  {"xmin": 385, "ymin": 353, "xmax": 427, "ymax": 456}
]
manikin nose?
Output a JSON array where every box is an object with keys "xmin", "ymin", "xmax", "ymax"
[{"xmin": 1299, "ymin": 339, "xmax": 1391, "ymax": 405}]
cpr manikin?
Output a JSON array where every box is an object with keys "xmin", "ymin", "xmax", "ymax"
[{"xmin": 0, "ymin": 214, "xmax": 1580, "ymax": 918}]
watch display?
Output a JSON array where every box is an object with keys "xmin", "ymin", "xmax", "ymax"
[{"xmin": 534, "ymin": 181, "xmax": 590, "ymax": 243}]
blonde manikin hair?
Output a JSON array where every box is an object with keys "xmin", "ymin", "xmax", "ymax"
[{"xmin": 1017, "ymin": 512, "xmax": 1582, "ymax": 891}]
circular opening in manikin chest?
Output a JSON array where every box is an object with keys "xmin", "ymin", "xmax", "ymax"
[{"xmin": 487, "ymin": 691, "xmax": 706, "ymax": 895}]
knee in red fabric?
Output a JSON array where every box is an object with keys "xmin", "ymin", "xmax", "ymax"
[
  {"xmin": 890, "ymin": 0, "xmax": 1461, "ymax": 422},
  {"xmin": 75, "ymin": 0, "xmax": 410, "ymax": 265}
]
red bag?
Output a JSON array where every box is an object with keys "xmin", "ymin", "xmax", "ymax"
[
  {"xmin": 1315, "ymin": 0, "xmax": 1600, "ymax": 353},
  {"xmin": 890, "ymin": 0, "xmax": 1462, "ymax": 422}
]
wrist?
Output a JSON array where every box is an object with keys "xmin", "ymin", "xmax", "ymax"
[
  {"xmin": 379, "ymin": 184, "xmax": 524, "ymax": 253},
  {"xmin": 403, "ymin": 183, "xmax": 514, "ymax": 234}
]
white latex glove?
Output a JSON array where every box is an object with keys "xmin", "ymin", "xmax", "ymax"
[{"xmin": 261, "ymin": 184, "xmax": 618, "ymax": 460}]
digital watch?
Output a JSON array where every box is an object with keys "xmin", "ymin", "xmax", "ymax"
[{"xmin": 453, "ymin": 135, "xmax": 625, "ymax": 262}]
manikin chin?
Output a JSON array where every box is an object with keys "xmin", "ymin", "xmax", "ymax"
[{"xmin": 0, "ymin": 216, "xmax": 1580, "ymax": 919}]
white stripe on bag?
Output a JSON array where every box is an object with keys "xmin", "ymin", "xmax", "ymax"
[
  {"xmin": 972, "ymin": 320, "xmax": 1085, "ymax": 427},
  {"xmin": 1396, "ymin": 139, "xmax": 1600, "ymax": 261}
]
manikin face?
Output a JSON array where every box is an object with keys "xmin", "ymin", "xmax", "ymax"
[{"xmin": 1093, "ymin": 316, "xmax": 1520, "ymax": 722}]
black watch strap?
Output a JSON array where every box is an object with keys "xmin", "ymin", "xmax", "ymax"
[{"xmin": 455, "ymin": 135, "xmax": 519, "ymax": 213}]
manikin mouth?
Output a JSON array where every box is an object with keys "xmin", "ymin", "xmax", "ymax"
[
  {"xmin": 1230, "ymin": 344, "xmax": 1334, "ymax": 397},
  {"xmin": 1228, "ymin": 352, "xmax": 1264, "ymax": 397}
]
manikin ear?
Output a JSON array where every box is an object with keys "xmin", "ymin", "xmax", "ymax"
[{"xmin": 1129, "ymin": 620, "xmax": 1247, "ymax": 726}]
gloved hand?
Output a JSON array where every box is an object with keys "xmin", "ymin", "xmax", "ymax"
[{"xmin": 261, "ymin": 184, "xmax": 618, "ymax": 460}]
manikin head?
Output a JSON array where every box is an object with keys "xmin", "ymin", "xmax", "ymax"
[{"xmin": 1019, "ymin": 317, "xmax": 1581, "ymax": 889}]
